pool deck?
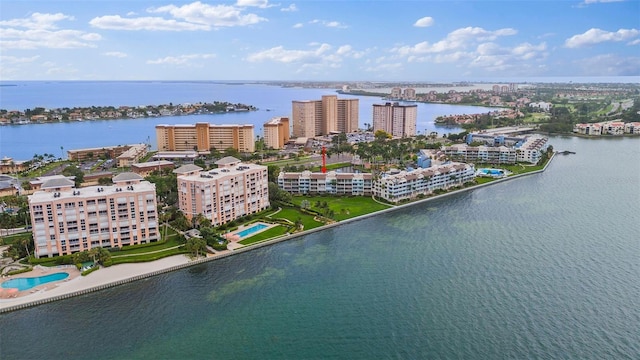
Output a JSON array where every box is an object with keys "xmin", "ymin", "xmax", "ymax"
[
  {"xmin": 0, "ymin": 265, "xmax": 81, "ymax": 300},
  {"xmin": 0, "ymin": 255, "xmax": 190, "ymax": 309}
]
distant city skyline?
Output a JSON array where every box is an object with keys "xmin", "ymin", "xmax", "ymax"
[{"xmin": 1, "ymin": 0, "xmax": 639, "ymax": 81}]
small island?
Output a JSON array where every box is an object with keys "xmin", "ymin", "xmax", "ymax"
[{"xmin": 0, "ymin": 101, "xmax": 257, "ymax": 125}]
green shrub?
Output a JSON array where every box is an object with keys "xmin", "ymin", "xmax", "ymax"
[
  {"xmin": 81, "ymin": 266, "xmax": 99, "ymax": 276},
  {"xmin": 75, "ymin": 263, "xmax": 82, "ymax": 270},
  {"xmin": 102, "ymin": 258, "xmax": 113, "ymax": 267},
  {"xmin": 6, "ymin": 267, "xmax": 33, "ymax": 276}
]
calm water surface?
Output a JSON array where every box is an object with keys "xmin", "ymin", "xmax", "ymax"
[
  {"xmin": 0, "ymin": 136, "xmax": 638, "ymax": 359},
  {"xmin": 0, "ymin": 81, "xmax": 488, "ymax": 159}
]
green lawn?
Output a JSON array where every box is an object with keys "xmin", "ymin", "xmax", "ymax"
[
  {"xmin": 110, "ymin": 236, "xmax": 183, "ymax": 257},
  {"xmin": 290, "ymin": 195, "xmax": 392, "ymax": 221},
  {"xmin": 270, "ymin": 206, "xmax": 323, "ymax": 230},
  {"xmin": 0, "ymin": 232, "xmax": 31, "ymax": 246},
  {"xmin": 110, "ymin": 248, "xmax": 190, "ymax": 265},
  {"xmin": 238, "ymin": 225, "xmax": 290, "ymax": 245}
]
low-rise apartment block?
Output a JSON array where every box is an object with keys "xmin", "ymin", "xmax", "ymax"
[
  {"xmin": 116, "ymin": 144, "xmax": 149, "ymax": 167},
  {"xmin": 131, "ymin": 160, "xmax": 175, "ymax": 177},
  {"xmin": 28, "ymin": 173, "xmax": 159, "ymax": 258},
  {"xmin": 442, "ymin": 144, "xmax": 517, "ymax": 164},
  {"xmin": 67, "ymin": 144, "xmax": 146, "ymax": 162},
  {"xmin": 175, "ymin": 157, "xmax": 269, "ymax": 226},
  {"xmin": 515, "ymin": 135, "xmax": 548, "ymax": 164},
  {"xmin": 278, "ymin": 171, "xmax": 373, "ymax": 196},
  {"xmin": 574, "ymin": 120, "xmax": 639, "ymax": 136},
  {"xmin": 373, "ymin": 163, "xmax": 476, "ymax": 203}
]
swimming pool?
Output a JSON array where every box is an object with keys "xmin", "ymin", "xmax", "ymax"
[
  {"xmin": 235, "ymin": 223, "xmax": 269, "ymax": 238},
  {"xmin": 1, "ymin": 272, "xmax": 69, "ymax": 291},
  {"xmin": 477, "ymin": 168, "xmax": 506, "ymax": 178}
]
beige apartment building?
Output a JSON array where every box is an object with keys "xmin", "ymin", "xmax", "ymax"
[
  {"xmin": 263, "ymin": 117, "xmax": 290, "ymax": 149},
  {"xmin": 156, "ymin": 123, "xmax": 255, "ymax": 153},
  {"xmin": 292, "ymin": 95, "xmax": 359, "ymax": 138},
  {"xmin": 372, "ymin": 102, "xmax": 417, "ymax": 138},
  {"xmin": 174, "ymin": 157, "xmax": 269, "ymax": 226},
  {"xmin": 28, "ymin": 173, "xmax": 159, "ymax": 258}
]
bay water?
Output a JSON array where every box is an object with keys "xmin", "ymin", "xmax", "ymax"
[
  {"xmin": 0, "ymin": 81, "xmax": 483, "ymax": 160},
  {"xmin": 0, "ymin": 136, "xmax": 638, "ymax": 359}
]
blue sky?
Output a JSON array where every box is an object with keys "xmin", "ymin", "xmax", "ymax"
[{"xmin": 1, "ymin": 0, "xmax": 639, "ymax": 81}]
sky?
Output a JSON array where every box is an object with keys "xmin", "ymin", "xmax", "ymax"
[{"xmin": 0, "ymin": 0, "xmax": 639, "ymax": 81}]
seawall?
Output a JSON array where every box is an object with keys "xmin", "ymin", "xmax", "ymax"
[{"xmin": 0, "ymin": 154, "xmax": 554, "ymax": 313}]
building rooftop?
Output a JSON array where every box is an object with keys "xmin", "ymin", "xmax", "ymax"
[
  {"xmin": 173, "ymin": 164, "xmax": 203, "ymax": 174},
  {"xmin": 29, "ymin": 180, "xmax": 156, "ymax": 203},
  {"xmin": 215, "ymin": 156, "xmax": 241, "ymax": 166},
  {"xmin": 112, "ymin": 172, "xmax": 144, "ymax": 182}
]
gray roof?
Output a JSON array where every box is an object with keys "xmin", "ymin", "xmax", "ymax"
[
  {"xmin": 41, "ymin": 177, "xmax": 75, "ymax": 189},
  {"xmin": 215, "ymin": 156, "xmax": 240, "ymax": 166},
  {"xmin": 173, "ymin": 164, "xmax": 203, "ymax": 174},
  {"xmin": 112, "ymin": 172, "xmax": 143, "ymax": 182}
]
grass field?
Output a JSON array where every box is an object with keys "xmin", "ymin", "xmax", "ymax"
[
  {"xmin": 0, "ymin": 232, "xmax": 31, "ymax": 246},
  {"xmin": 290, "ymin": 195, "xmax": 392, "ymax": 221},
  {"xmin": 238, "ymin": 225, "xmax": 290, "ymax": 245},
  {"xmin": 269, "ymin": 206, "xmax": 323, "ymax": 230}
]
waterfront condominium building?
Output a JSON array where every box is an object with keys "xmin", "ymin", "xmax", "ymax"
[
  {"xmin": 277, "ymin": 170, "xmax": 373, "ymax": 196},
  {"xmin": 442, "ymin": 144, "xmax": 518, "ymax": 164},
  {"xmin": 28, "ymin": 173, "xmax": 159, "ymax": 258},
  {"xmin": 292, "ymin": 95, "xmax": 359, "ymax": 138},
  {"xmin": 156, "ymin": 123, "xmax": 255, "ymax": 153},
  {"xmin": 174, "ymin": 157, "xmax": 269, "ymax": 226},
  {"xmin": 372, "ymin": 102, "xmax": 417, "ymax": 138},
  {"xmin": 263, "ymin": 117, "xmax": 290, "ymax": 150},
  {"xmin": 515, "ymin": 135, "xmax": 548, "ymax": 164},
  {"xmin": 373, "ymin": 162, "xmax": 476, "ymax": 203}
]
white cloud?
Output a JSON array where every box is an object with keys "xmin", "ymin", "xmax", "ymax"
[
  {"xmin": 293, "ymin": 23, "xmax": 303, "ymax": 28},
  {"xmin": 573, "ymin": 54, "xmax": 640, "ymax": 76},
  {"xmin": 565, "ymin": 28, "xmax": 640, "ymax": 48},
  {"xmin": 628, "ymin": 39, "xmax": 640, "ymax": 45},
  {"xmin": 0, "ymin": 12, "xmax": 101, "ymax": 49},
  {"xmin": 413, "ymin": 16, "xmax": 434, "ymax": 28},
  {"xmin": 150, "ymin": 2, "xmax": 267, "ymax": 27},
  {"xmin": 91, "ymin": 1, "xmax": 267, "ymax": 31},
  {"xmin": 236, "ymin": 0, "xmax": 273, "ymax": 8},
  {"xmin": 308, "ymin": 19, "xmax": 347, "ymax": 28},
  {"xmin": 104, "ymin": 51, "xmax": 128, "ymax": 58},
  {"xmin": 0, "ymin": 12, "xmax": 74, "ymax": 30},
  {"xmin": 147, "ymin": 53, "xmax": 216, "ymax": 65},
  {"xmin": 0, "ymin": 55, "xmax": 40, "ymax": 64},
  {"xmin": 90, "ymin": 15, "xmax": 210, "ymax": 31},
  {"xmin": 281, "ymin": 4, "xmax": 298, "ymax": 12},
  {"xmin": 391, "ymin": 26, "xmax": 517, "ymax": 56},
  {"xmin": 0, "ymin": 28, "xmax": 102, "ymax": 49},
  {"xmin": 246, "ymin": 43, "xmax": 332, "ymax": 63}
]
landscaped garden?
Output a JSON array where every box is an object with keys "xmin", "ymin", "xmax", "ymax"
[{"xmin": 289, "ymin": 195, "xmax": 392, "ymax": 221}]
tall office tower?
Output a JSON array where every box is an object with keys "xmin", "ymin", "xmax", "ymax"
[
  {"xmin": 28, "ymin": 173, "xmax": 159, "ymax": 258},
  {"xmin": 156, "ymin": 123, "xmax": 255, "ymax": 153},
  {"xmin": 263, "ymin": 117, "xmax": 290, "ymax": 149},
  {"xmin": 292, "ymin": 95, "xmax": 359, "ymax": 138},
  {"xmin": 174, "ymin": 157, "xmax": 270, "ymax": 226},
  {"xmin": 372, "ymin": 102, "xmax": 418, "ymax": 138}
]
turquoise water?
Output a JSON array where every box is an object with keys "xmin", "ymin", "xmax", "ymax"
[
  {"xmin": 0, "ymin": 137, "xmax": 638, "ymax": 359},
  {"xmin": 1, "ymin": 272, "xmax": 69, "ymax": 291},
  {"xmin": 235, "ymin": 223, "xmax": 268, "ymax": 238},
  {"xmin": 479, "ymin": 168, "xmax": 504, "ymax": 175}
]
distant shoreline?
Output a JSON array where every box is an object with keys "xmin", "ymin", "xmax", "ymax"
[{"xmin": 0, "ymin": 154, "xmax": 554, "ymax": 313}]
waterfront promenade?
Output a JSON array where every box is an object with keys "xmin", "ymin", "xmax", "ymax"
[{"xmin": 0, "ymin": 155, "xmax": 554, "ymax": 313}]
